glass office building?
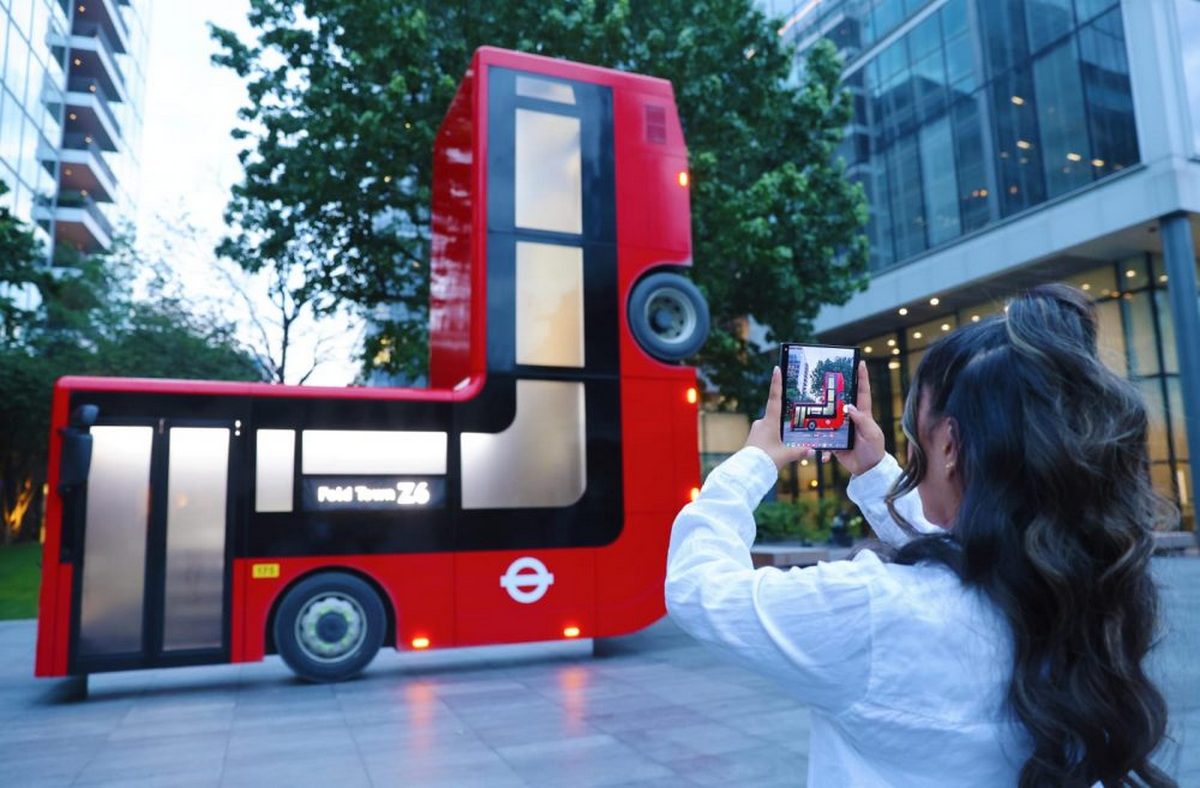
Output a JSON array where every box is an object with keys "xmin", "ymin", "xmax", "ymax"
[
  {"xmin": 0, "ymin": 0, "xmax": 68, "ymax": 257},
  {"xmin": 754, "ymin": 0, "xmax": 1200, "ymax": 531},
  {"xmin": 0, "ymin": 0, "xmax": 148, "ymax": 267}
]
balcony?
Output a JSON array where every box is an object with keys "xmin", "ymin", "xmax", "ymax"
[
  {"xmin": 64, "ymin": 77, "xmax": 122, "ymax": 143},
  {"xmin": 37, "ymin": 190, "xmax": 114, "ymax": 253},
  {"xmin": 72, "ymin": 0, "xmax": 130, "ymax": 55},
  {"xmin": 60, "ymin": 133, "xmax": 117, "ymax": 203},
  {"xmin": 53, "ymin": 21, "xmax": 126, "ymax": 98}
]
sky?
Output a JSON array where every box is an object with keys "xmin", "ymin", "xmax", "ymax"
[{"xmin": 136, "ymin": 0, "xmax": 361, "ymax": 385}]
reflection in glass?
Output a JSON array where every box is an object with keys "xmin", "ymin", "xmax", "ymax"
[
  {"xmin": 991, "ymin": 67, "xmax": 1045, "ymax": 216},
  {"xmin": 303, "ymin": 430, "xmax": 448, "ymax": 475},
  {"xmin": 1033, "ymin": 37, "xmax": 1091, "ymax": 197},
  {"xmin": 163, "ymin": 428, "xmax": 229, "ymax": 652},
  {"xmin": 1078, "ymin": 9, "xmax": 1139, "ymax": 176},
  {"xmin": 255, "ymin": 429, "xmax": 295, "ymax": 513},
  {"xmin": 514, "ymin": 109, "xmax": 582, "ymax": 235},
  {"xmin": 1122, "ymin": 292, "xmax": 1160, "ymax": 377},
  {"xmin": 461, "ymin": 380, "xmax": 586, "ymax": 509},
  {"xmin": 1178, "ymin": 0, "xmax": 1200, "ymax": 155},
  {"xmin": 919, "ymin": 116, "xmax": 960, "ymax": 244},
  {"xmin": 1024, "ymin": 0, "xmax": 1075, "ymax": 52},
  {"xmin": 888, "ymin": 134, "xmax": 925, "ymax": 258},
  {"xmin": 516, "ymin": 75, "xmax": 575, "ymax": 105},
  {"xmin": 515, "ymin": 241, "xmax": 584, "ymax": 368},
  {"xmin": 79, "ymin": 426, "xmax": 153, "ymax": 657},
  {"xmin": 1094, "ymin": 299, "xmax": 1127, "ymax": 377}
]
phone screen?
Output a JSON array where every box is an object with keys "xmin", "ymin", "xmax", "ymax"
[{"xmin": 779, "ymin": 343, "xmax": 860, "ymax": 451}]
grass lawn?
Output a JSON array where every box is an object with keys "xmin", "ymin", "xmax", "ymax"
[{"xmin": 0, "ymin": 542, "xmax": 41, "ymax": 620}]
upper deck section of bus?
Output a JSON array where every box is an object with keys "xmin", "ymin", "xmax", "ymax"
[{"xmin": 55, "ymin": 47, "xmax": 692, "ymax": 405}]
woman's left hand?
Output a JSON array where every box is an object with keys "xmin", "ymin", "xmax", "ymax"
[{"xmin": 744, "ymin": 366, "xmax": 815, "ymax": 471}]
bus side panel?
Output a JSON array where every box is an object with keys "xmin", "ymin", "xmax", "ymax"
[
  {"xmin": 231, "ymin": 554, "xmax": 455, "ymax": 661},
  {"xmin": 620, "ymin": 377, "xmax": 685, "ymax": 514},
  {"xmin": 612, "ymin": 87, "xmax": 690, "ymax": 255},
  {"xmin": 454, "ymin": 549, "xmax": 595, "ymax": 645},
  {"xmin": 35, "ymin": 382, "xmax": 73, "ymax": 677},
  {"xmin": 595, "ymin": 375, "xmax": 697, "ymax": 637},
  {"xmin": 594, "ymin": 514, "xmax": 670, "ymax": 637}
]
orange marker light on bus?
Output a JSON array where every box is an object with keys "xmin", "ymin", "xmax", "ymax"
[
  {"xmin": 686, "ymin": 387, "xmax": 698, "ymax": 404},
  {"xmin": 411, "ymin": 637, "xmax": 431, "ymax": 649},
  {"xmin": 690, "ymin": 487, "xmax": 701, "ymax": 502},
  {"xmin": 563, "ymin": 626, "xmax": 581, "ymax": 638},
  {"xmin": 678, "ymin": 171, "xmax": 689, "ymax": 187}
]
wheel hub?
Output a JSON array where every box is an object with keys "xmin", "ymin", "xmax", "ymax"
[
  {"xmin": 645, "ymin": 289, "xmax": 697, "ymax": 343},
  {"xmin": 295, "ymin": 593, "xmax": 366, "ymax": 663},
  {"xmin": 316, "ymin": 612, "xmax": 349, "ymax": 643}
]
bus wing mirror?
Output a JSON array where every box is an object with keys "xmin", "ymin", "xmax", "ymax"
[
  {"xmin": 59, "ymin": 405, "xmax": 98, "ymax": 493},
  {"xmin": 70, "ymin": 404, "xmax": 99, "ymax": 429}
]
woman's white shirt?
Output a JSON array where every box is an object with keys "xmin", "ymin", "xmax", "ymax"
[{"xmin": 665, "ymin": 447, "xmax": 1029, "ymax": 787}]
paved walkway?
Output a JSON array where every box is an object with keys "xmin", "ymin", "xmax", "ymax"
[{"xmin": 0, "ymin": 557, "xmax": 1195, "ymax": 787}]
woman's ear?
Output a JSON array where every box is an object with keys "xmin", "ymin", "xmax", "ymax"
[{"xmin": 943, "ymin": 418, "xmax": 960, "ymax": 476}]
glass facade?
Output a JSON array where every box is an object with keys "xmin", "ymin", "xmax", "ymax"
[
  {"xmin": 1177, "ymin": 0, "xmax": 1200, "ymax": 156},
  {"xmin": 778, "ymin": 257, "xmax": 1197, "ymax": 532},
  {"xmin": 0, "ymin": 0, "xmax": 148, "ymax": 261},
  {"xmin": 0, "ymin": 0, "xmax": 70, "ymax": 257},
  {"xmin": 774, "ymin": 0, "xmax": 1140, "ymax": 272},
  {"xmin": 735, "ymin": 1, "xmax": 1199, "ymax": 534}
]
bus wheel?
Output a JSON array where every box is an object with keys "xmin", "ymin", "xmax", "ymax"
[
  {"xmin": 274, "ymin": 572, "xmax": 386, "ymax": 683},
  {"xmin": 806, "ymin": 420, "xmax": 817, "ymax": 431},
  {"xmin": 628, "ymin": 272, "xmax": 710, "ymax": 362}
]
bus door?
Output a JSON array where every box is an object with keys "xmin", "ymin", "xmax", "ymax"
[{"xmin": 69, "ymin": 416, "xmax": 237, "ymax": 672}]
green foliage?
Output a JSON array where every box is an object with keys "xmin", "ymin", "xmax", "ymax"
[
  {"xmin": 753, "ymin": 496, "xmax": 844, "ymax": 543},
  {"xmin": 0, "ymin": 183, "xmax": 44, "ymax": 342},
  {"xmin": 0, "ymin": 203, "xmax": 265, "ymax": 542},
  {"xmin": 212, "ymin": 0, "xmax": 868, "ymax": 398},
  {"xmin": 0, "ymin": 543, "xmax": 41, "ymax": 619},
  {"xmin": 808, "ymin": 355, "xmax": 855, "ymax": 399}
]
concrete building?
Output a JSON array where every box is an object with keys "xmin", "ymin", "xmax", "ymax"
[
  {"xmin": 759, "ymin": 0, "xmax": 1199, "ymax": 530},
  {"xmin": 1, "ymin": 0, "xmax": 148, "ymax": 266}
]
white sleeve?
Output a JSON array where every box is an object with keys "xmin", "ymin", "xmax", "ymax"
[
  {"xmin": 665, "ymin": 447, "xmax": 876, "ymax": 714},
  {"xmin": 845, "ymin": 453, "xmax": 942, "ymax": 548}
]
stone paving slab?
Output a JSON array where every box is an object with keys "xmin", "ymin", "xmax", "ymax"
[{"xmin": 0, "ymin": 557, "xmax": 1195, "ymax": 787}]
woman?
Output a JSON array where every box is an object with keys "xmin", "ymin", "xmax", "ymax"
[{"xmin": 666, "ymin": 285, "xmax": 1174, "ymax": 787}]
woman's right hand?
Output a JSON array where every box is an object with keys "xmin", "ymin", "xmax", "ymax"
[{"xmin": 831, "ymin": 361, "xmax": 887, "ymax": 477}]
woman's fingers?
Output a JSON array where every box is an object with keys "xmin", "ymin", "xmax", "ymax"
[
  {"xmin": 764, "ymin": 366, "xmax": 782, "ymax": 423},
  {"xmin": 856, "ymin": 360, "xmax": 872, "ymax": 413}
]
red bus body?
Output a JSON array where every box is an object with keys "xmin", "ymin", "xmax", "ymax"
[
  {"xmin": 36, "ymin": 47, "xmax": 698, "ymax": 678},
  {"xmin": 791, "ymin": 372, "xmax": 846, "ymax": 431}
]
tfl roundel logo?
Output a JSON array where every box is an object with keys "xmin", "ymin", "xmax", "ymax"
[{"xmin": 499, "ymin": 557, "xmax": 555, "ymax": 604}]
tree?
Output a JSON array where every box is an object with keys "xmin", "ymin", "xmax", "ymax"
[
  {"xmin": 0, "ymin": 219, "xmax": 265, "ymax": 544},
  {"xmin": 808, "ymin": 356, "xmax": 855, "ymax": 399},
  {"xmin": 212, "ymin": 0, "xmax": 868, "ymax": 408}
]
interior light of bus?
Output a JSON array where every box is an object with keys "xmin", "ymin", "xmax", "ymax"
[
  {"xmin": 678, "ymin": 171, "xmax": 689, "ymax": 187},
  {"xmin": 563, "ymin": 626, "xmax": 581, "ymax": 638},
  {"xmin": 686, "ymin": 387, "xmax": 698, "ymax": 404},
  {"xmin": 411, "ymin": 637, "xmax": 430, "ymax": 649},
  {"xmin": 690, "ymin": 487, "xmax": 701, "ymax": 502}
]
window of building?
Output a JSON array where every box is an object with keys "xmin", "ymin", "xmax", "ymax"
[
  {"xmin": 919, "ymin": 116, "xmax": 961, "ymax": 244},
  {"xmin": 1078, "ymin": 8, "xmax": 1139, "ymax": 176},
  {"xmin": 1032, "ymin": 36, "xmax": 1092, "ymax": 198},
  {"xmin": 1025, "ymin": 0, "xmax": 1076, "ymax": 52},
  {"xmin": 950, "ymin": 95, "xmax": 992, "ymax": 231}
]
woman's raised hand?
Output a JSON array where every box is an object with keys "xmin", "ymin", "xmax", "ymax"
[
  {"xmin": 744, "ymin": 366, "xmax": 814, "ymax": 471},
  {"xmin": 831, "ymin": 361, "xmax": 887, "ymax": 476}
]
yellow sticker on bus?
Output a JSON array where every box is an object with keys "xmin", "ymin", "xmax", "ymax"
[{"xmin": 252, "ymin": 563, "xmax": 280, "ymax": 579}]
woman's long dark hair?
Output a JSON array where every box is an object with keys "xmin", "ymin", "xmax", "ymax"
[{"xmin": 885, "ymin": 284, "xmax": 1174, "ymax": 787}]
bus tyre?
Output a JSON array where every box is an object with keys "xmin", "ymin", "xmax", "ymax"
[
  {"xmin": 628, "ymin": 272, "xmax": 710, "ymax": 362},
  {"xmin": 274, "ymin": 572, "xmax": 386, "ymax": 683}
]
